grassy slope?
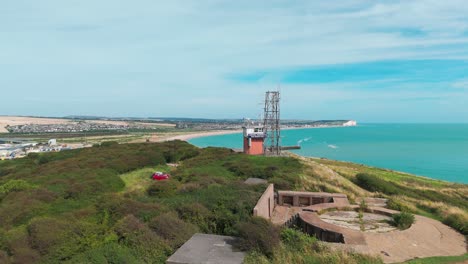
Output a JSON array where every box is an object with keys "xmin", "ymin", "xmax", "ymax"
[{"xmin": 0, "ymin": 142, "xmax": 466, "ymax": 263}]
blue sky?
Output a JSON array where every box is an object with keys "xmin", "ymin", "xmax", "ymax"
[{"xmin": 1, "ymin": 1, "xmax": 468, "ymax": 122}]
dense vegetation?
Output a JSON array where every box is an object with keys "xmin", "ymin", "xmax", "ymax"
[
  {"xmin": 0, "ymin": 141, "xmax": 314, "ymax": 263},
  {"xmin": 1, "ymin": 141, "xmax": 466, "ymax": 263}
]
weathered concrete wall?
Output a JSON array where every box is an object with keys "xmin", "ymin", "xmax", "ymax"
[
  {"xmin": 277, "ymin": 191, "xmax": 347, "ymax": 207},
  {"xmin": 253, "ymin": 184, "xmax": 274, "ymax": 219}
]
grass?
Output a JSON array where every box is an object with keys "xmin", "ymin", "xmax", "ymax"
[
  {"xmin": 244, "ymin": 228, "xmax": 384, "ymax": 264},
  {"xmin": 120, "ymin": 165, "xmax": 171, "ymax": 193},
  {"xmin": 401, "ymin": 253, "xmax": 468, "ymax": 264}
]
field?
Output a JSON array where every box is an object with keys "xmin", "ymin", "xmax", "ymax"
[
  {"xmin": 0, "ymin": 141, "xmax": 466, "ymax": 263},
  {"xmin": 0, "ymin": 116, "xmax": 73, "ymax": 133}
]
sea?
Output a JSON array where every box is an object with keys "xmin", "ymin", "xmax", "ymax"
[{"xmin": 189, "ymin": 124, "xmax": 468, "ymax": 184}]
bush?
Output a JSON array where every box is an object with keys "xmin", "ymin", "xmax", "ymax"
[
  {"xmin": 65, "ymin": 243, "xmax": 139, "ymax": 264},
  {"xmin": 359, "ymin": 199, "xmax": 368, "ymax": 211},
  {"xmin": 28, "ymin": 216, "xmax": 108, "ymax": 262},
  {"xmin": 147, "ymin": 180, "xmax": 179, "ymax": 198},
  {"xmin": 392, "ymin": 212, "xmax": 415, "ymax": 230},
  {"xmin": 355, "ymin": 173, "xmax": 399, "ymax": 195},
  {"xmin": 236, "ymin": 217, "xmax": 280, "ymax": 257},
  {"xmin": 114, "ymin": 215, "xmax": 170, "ymax": 263},
  {"xmin": 0, "ymin": 180, "xmax": 35, "ymax": 196},
  {"xmin": 386, "ymin": 198, "xmax": 409, "ymax": 212},
  {"xmin": 3, "ymin": 228, "xmax": 41, "ymax": 264},
  {"xmin": 148, "ymin": 213, "xmax": 198, "ymax": 248},
  {"xmin": 97, "ymin": 195, "xmax": 164, "ymax": 224},
  {"xmin": 443, "ymin": 214, "xmax": 467, "ymax": 235},
  {"xmin": 100, "ymin": 141, "xmax": 119, "ymax": 147},
  {"xmin": 280, "ymin": 228, "xmax": 318, "ymax": 252},
  {"xmin": 176, "ymin": 203, "xmax": 215, "ymax": 232}
]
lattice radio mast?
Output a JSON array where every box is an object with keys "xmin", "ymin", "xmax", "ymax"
[{"xmin": 263, "ymin": 91, "xmax": 281, "ymax": 156}]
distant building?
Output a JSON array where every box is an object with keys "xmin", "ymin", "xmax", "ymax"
[
  {"xmin": 242, "ymin": 125, "xmax": 265, "ymax": 155},
  {"xmin": 0, "ymin": 149, "xmax": 9, "ymax": 159},
  {"xmin": 48, "ymin": 139, "xmax": 57, "ymax": 146}
]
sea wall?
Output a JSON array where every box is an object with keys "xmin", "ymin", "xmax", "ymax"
[{"xmin": 253, "ymin": 184, "xmax": 275, "ymax": 219}]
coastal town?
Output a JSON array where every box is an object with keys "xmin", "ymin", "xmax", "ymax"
[{"xmin": 0, "ymin": 138, "xmax": 84, "ymax": 160}]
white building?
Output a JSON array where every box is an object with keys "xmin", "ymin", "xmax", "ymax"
[{"xmin": 48, "ymin": 139, "xmax": 57, "ymax": 146}]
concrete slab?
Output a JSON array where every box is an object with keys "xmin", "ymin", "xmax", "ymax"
[
  {"xmin": 166, "ymin": 233, "xmax": 245, "ymax": 264},
  {"xmin": 244, "ymin": 178, "xmax": 268, "ymax": 185}
]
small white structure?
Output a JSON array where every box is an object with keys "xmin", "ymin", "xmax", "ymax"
[
  {"xmin": 48, "ymin": 139, "xmax": 57, "ymax": 146},
  {"xmin": 0, "ymin": 149, "xmax": 9, "ymax": 158}
]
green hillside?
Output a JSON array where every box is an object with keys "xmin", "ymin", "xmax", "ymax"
[{"xmin": 0, "ymin": 141, "xmax": 466, "ymax": 263}]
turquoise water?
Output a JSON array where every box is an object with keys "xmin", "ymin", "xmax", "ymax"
[{"xmin": 189, "ymin": 124, "xmax": 468, "ymax": 183}]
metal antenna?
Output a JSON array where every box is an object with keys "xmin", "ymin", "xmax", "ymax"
[{"xmin": 263, "ymin": 90, "xmax": 281, "ymax": 156}]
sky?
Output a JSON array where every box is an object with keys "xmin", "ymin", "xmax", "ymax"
[{"xmin": 1, "ymin": 1, "xmax": 468, "ymax": 122}]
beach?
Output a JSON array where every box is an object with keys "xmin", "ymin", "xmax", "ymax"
[{"xmin": 158, "ymin": 130, "xmax": 241, "ymax": 142}]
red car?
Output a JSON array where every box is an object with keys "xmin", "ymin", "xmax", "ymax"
[{"xmin": 152, "ymin": 171, "xmax": 170, "ymax": 181}]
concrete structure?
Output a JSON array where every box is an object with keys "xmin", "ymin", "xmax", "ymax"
[
  {"xmin": 253, "ymin": 184, "xmax": 275, "ymax": 219},
  {"xmin": 242, "ymin": 126, "xmax": 264, "ymax": 155},
  {"xmin": 244, "ymin": 177, "xmax": 268, "ymax": 185},
  {"xmin": 166, "ymin": 233, "xmax": 245, "ymax": 264},
  {"xmin": 258, "ymin": 185, "xmax": 467, "ymax": 263},
  {"xmin": 277, "ymin": 190, "xmax": 348, "ymax": 207}
]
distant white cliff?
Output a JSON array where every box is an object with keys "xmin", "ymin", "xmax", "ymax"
[{"xmin": 343, "ymin": 120, "xmax": 357, "ymax": 126}]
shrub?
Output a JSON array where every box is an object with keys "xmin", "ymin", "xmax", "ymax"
[
  {"xmin": 355, "ymin": 173, "xmax": 399, "ymax": 195},
  {"xmin": 100, "ymin": 141, "xmax": 119, "ymax": 147},
  {"xmin": 280, "ymin": 228, "xmax": 318, "ymax": 252},
  {"xmin": 147, "ymin": 180, "xmax": 179, "ymax": 198},
  {"xmin": 0, "ymin": 250, "xmax": 8, "ymax": 264},
  {"xmin": 4, "ymin": 228, "xmax": 41, "ymax": 264},
  {"xmin": 28, "ymin": 217, "xmax": 108, "ymax": 261},
  {"xmin": 386, "ymin": 198, "xmax": 409, "ymax": 212},
  {"xmin": 236, "ymin": 217, "xmax": 280, "ymax": 257},
  {"xmin": 0, "ymin": 191, "xmax": 48, "ymax": 228},
  {"xmin": 269, "ymin": 177, "xmax": 292, "ymax": 190},
  {"xmin": 114, "ymin": 215, "xmax": 170, "ymax": 263},
  {"xmin": 392, "ymin": 212, "xmax": 415, "ymax": 230},
  {"xmin": 148, "ymin": 213, "xmax": 198, "ymax": 248},
  {"xmin": 96, "ymin": 195, "xmax": 164, "ymax": 224},
  {"xmin": 176, "ymin": 203, "xmax": 215, "ymax": 232},
  {"xmin": 443, "ymin": 214, "xmax": 467, "ymax": 235},
  {"xmin": 359, "ymin": 199, "xmax": 368, "ymax": 211},
  {"xmin": 65, "ymin": 243, "xmax": 139, "ymax": 264},
  {"xmin": 0, "ymin": 180, "xmax": 35, "ymax": 196}
]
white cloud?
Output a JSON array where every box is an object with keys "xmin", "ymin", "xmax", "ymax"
[
  {"xmin": 452, "ymin": 80, "xmax": 468, "ymax": 89},
  {"xmin": 0, "ymin": 0, "xmax": 468, "ymax": 121}
]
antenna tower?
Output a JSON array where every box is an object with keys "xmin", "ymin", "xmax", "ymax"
[{"xmin": 263, "ymin": 91, "xmax": 281, "ymax": 156}]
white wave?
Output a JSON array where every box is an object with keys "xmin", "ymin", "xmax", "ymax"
[
  {"xmin": 328, "ymin": 144, "xmax": 339, "ymax": 149},
  {"xmin": 297, "ymin": 137, "xmax": 312, "ymax": 145}
]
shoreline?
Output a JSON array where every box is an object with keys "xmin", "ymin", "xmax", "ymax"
[
  {"xmin": 161, "ymin": 130, "xmax": 241, "ymax": 142},
  {"xmin": 162, "ymin": 125, "xmax": 358, "ymax": 142}
]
